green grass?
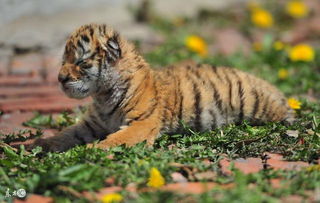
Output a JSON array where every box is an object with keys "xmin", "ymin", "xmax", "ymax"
[{"xmin": 1, "ymin": 2, "xmax": 320, "ymax": 202}]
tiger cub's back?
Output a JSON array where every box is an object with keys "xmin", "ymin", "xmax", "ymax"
[{"xmin": 164, "ymin": 64, "xmax": 293, "ymax": 132}]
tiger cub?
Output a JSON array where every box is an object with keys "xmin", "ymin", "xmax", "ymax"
[{"xmin": 30, "ymin": 23, "xmax": 294, "ymax": 152}]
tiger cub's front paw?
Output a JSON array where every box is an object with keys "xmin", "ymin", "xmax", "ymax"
[{"xmin": 26, "ymin": 138, "xmax": 63, "ymax": 153}]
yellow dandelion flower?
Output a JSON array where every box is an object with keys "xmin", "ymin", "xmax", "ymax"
[
  {"xmin": 147, "ymin": 167, "xmax": 165, "ymax": 188},
  {"xmin": 289, "ymin": 44, "xmax": 315, "ymax": 62},
  {"xmin": 273, "ymin": 41, "xmax": 285, "ymax": 51},
  {"xmin": 306, "ymin": 165, "xmax": 320, "ymax": 172},
  {"xmin": 286, "ymin": 0, "xmax": 309, "ymax": 18},
  {"xmin": 288, "ymin": 98, "xmax": 301, "ymax": 110},
  {"xmin": 252, "ymin": 42, "xmax": 262, "ymax": 52},
  {"xmin": 101, "ymin": 193, "xmax": 123, "ymax": 203},
  {"xmin": 278, "ymin": 68, "xmax": 289, "ymax": 80},
  {"xmin": 185, "ymin": 35, "xmax": 208, "ymax": 57},
  {"xmin": 251, "ymin": 8, "xmax": 273, "ymax": 28}
]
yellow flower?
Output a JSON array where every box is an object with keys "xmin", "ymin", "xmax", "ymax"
[
  {"xmin": 289, "ymin": 44, "xmax": 315, "ymax": 62},
  {"xmin": 101, "ymin": 193, "xmax": 123, "ymax": 203},
  {"xmin": 185, "ymin": 35, "xmax": 208, "ymax": 57},
  {"xmin": 288, "ymin": 98, "xmax": 301, "ymax": 110},
  {"xmin": 273, "ymin": 41, "xmax": 285, "ymax": 51},
  {"xmin": 278, "ymin": 68, "xmax": 289, "ymax": 80},
  {"xmin": 286, "ymin": 1, "xmax": 309, "ymax": 18},
  {"xmin": 251, "ymin": 8, "xmax": 273, "ymax": 28},
  {"xmin": 147, "ymin": 167, "xmax": 165, "ymax": 188},
  {"xmin": 252, "ymin": 42, "xmax": 262, "ymax": 52},
  {"xmin": 306, "ymin": 165, "xmax": 320, "ymax": 172}
]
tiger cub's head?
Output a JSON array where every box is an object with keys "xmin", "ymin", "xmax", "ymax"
[{"xmin": 58, "ymin": 24, "xmax": 125, "ymax": 99}]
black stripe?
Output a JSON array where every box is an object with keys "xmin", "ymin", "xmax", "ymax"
[
  {"xmin": 193, "ymin": 82, "xmax": 202, "ymax": 131},
  {"xmin": 133, "ymin": 102, "xmax": 157, "ymax": 122},
  {"xmin": 193, "ymin": 67, "xmax": 201, "ymax": 79},
  {"xmin": 266, "ymin": 99, "xmax": 275, "ymax": 120},
  {"xmin": 178, "ymin": 94, "xmax": 184, "ymax": 121},
  {"xmin": 186, "ymin": 66, "xmax": 202, "ymax": 131},
  {"xmin": 237, "ymin": 80, "xmax": 245, "ymax": 123},
  {"xmin": 172, "ymin": 74, "xmax": 180, "ymax": 119},
  {"xmin": 131, "ymin": 79, "xmax": 158, "ymax": 122},
  {"xmin": 74, "ymin": 131, "xmax": 86, "ymax": 145},
  {"xmin": 103, "ymin": 24, "xmax": 106, "ymax": 34},
  {"xmin": 113, "ymin": 34, "xmax": 122, "ymax": 58},
  {"xmin": 251, "ymin": 89, "xmax": 259, "ymax": 119},
  {"xmin": 209, "ymin": 109, "xmax": 217, "ymax": 129},
  {"xmin": 107, "ymin": 50, "xmax": 117, "ymax": 63},
  {"xmin": 224, "ymin": 72, "xmax": 234, "ymax": 111},
  {"xmin": 260, "ymin": 95, "xmax": 270, "ymax": 120},
  {"xmin": 123, "ymin": 74, "xmax": 149, "ymax": 109},
  {"xmin": 81, "ymin": 35, "xmax": 90, "ymax": 43},
  {"xmin": 89, "ymin": 27, "xmax": 94, "ymax": 37},
  {"xmin": 177, "ymin": 74, "xmax": 184, "ymax": 122},
  {"xmin": 212, "ymin": 65, "xmax": 222, "ymax": 81},
  {"xmin": 107, "ymin": 87, "xmax": 129, "ymax": 116},
  {"xmin": 211, "ymin": 81, "xmax": 223, "ymax": 112},
  {"xmin": 207, "ymin": 79, "xmax": 223, "ymax": 128},
  {"xmin": 84, "ymin": 120, "xmax": 97, "ymax": 138},
  {"xmin": 77, "ymin": 41, "xmax": 85, "ymax": 54}
]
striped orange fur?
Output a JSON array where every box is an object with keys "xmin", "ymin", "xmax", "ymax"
[{"xmin": 29, "ymin": 24, "xmax": 294, "ymax": 152}]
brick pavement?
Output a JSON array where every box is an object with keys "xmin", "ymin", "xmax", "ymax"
[{"xmin": 0, "ymin": 51, "xmax": 89, "ymax": 135}]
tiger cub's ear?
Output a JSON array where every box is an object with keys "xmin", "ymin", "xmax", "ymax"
[{"xmin": 102, "ymin": 36, "xmax": 122, "ymax": 65}]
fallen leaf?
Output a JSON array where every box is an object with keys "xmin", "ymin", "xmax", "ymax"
[
  {"xmin": 194, "ymin": 171, "xmax": 217, "ymax": 181},
  {"xmin": 171, "ymin": 172, "xmax": 188, "ymax": 183},
  {"xmin": 286, "ymin": 130, "xmax": 299, "ymax": 138}
]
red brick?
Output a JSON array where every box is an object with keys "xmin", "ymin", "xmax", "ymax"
[
  {"xmin": 0, "ymin": 58, "xmax": 10, "ymax": 76},
  {"xmin": 266, "ymin": 153, "xmax": 309, "ymax": 170},
  {"xmin": 219, "ymin": 157, "xmax": 263, "ymax": 175},
  {"xmin": 10, "ymin": 53, "xmax": 43, "ymax": 76},
  {"xmin": 0, "ymin": 85, "xmax": 61, "ymax": 98},
  {"xmin": 0, "ymin": 95, "xmax": 90, "ymax": 113},
  {"xmin": 161, "ymin": 182, "xmax": 233, "ymax": 194},
  {"xmin": 0, "ymin": 75, "xmax": 43, "ymax": 87},
  {"xmin": 0, "ymin": 49, "xmax": 13, "ymax": 76},
  {"xmin": 14, "ymin": 194, "xmax": 53, "ymax": 203},
  {"xmin": 43, "ymin": 55, "xmax": 61, "ymax": 83},
  {"xmin": 0, "ymin": 112, "xmax": 35, "ymax": 134}
]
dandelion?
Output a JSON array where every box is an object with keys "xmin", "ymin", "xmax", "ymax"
[
  {"xmin": 251, "ymin": 8, "xmax": 273, "ymax": 28},
  {"xmin": 306, "ymin": 165, "xmax": 320, "ymax": 172},
  {"xmin": 289, "ymin": 44, "xmax": 315, "ymax": 62},
  {"xmin": 278, "ymin": 68, "xmax": 289, "ymax": 80},
  {"xmin": 273, "ymin": 41, "xmax": 285, "ymax": 51},
  {"xmin": 288, "ymin": 98, "xmax": 301, "ymax": 110},
  {"xmin": 147, "ymin": 167, "xmax": 165, "ymax": 188},
  {"xmin": 286, "ymin": 0, "xmax": 309, "ymax": 18},
  {"xmin": 185, "ymin": 35, "xmax": 208, "ymax": 57},
  {"xmin": 101, "ymin": 193, "xmax": 123, "ymax": 203},
  {"xmin": 252, "ymin": 42, "xmax": 262, "ymax": 52}
]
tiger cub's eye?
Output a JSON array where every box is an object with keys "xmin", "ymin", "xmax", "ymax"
[{"xmin": 80, "ymin": 63, "xmax": 92, "ymax": 69}]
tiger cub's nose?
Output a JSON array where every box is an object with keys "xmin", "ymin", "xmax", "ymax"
[{"xmin": 58, "ymin": 74, "xmax": 70, "ymax": 83}]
